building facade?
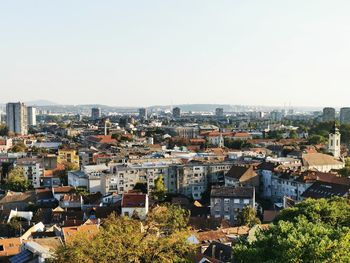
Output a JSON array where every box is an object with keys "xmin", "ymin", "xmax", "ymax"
[
  {"xmin": 322, "ymin": 107, "xmax": 336, "ymax": 122},
  {"xmin": 340, "ymin": 107, "xmax": 350, "ymax": 124},
  {"xmin": 172, "ymin": 107, "xmax": 181, "ymax": 118},
  {"xmin": 210, "ymin": 186, "xmax": 255, "ymax": 224},
  {"xmin": 328, "ymin": 124, "xmax": 341, "ymax": 158},
  {"xmin": 6, "ymin": 102, "xmax": 28, "ymax": 135},
  {"xmin": 27, "ymin": 106, "xmax": 37, "ymax": 126},
  {"xmin": 91, "ymin": 108, "xmax": 101, "ymax": 121}
]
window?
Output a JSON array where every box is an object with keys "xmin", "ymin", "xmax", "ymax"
[
  {"xmin": 234, "ymin": 199, "xmax": 240, "ymax": 204},
  {"xmin": 215, "ymin": 198, "xmax": 221, "ymax": 204},
  {"xmin": 244, "ymin": 199, "xmax": 250, "ymax": 204},
  {"xmin": 224, "ymin": 215, "xmax": 230, "ymax": 220},
  {"xmin": 224, "ymin": 198, "xmax": 230, "ymax": 204}
]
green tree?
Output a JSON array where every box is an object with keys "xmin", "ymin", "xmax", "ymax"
[
  {"xmin": 236, "ymin": 207, "xmax": 261, "ymax": 227},
  {"xmin": 0, "ymin": 124, "xmax": 9, "ymax": 136},
  {"xmin": 267, "ymin": 130, "xmax": 283, "ymax": 140},
  {"xmin": 51, "ymin": 206, "xmax": 195, "ymax": 263},
  {"xmin": 10, "ymin": 142, "xmax": 28, "ymax": 153},
  {"xmin": 233, "ymin": 198, "xmax": 350, "ymax": 263},
  {"xmin": 153, "ymin": 175, "xmax": 167, "ymax": 201},
  {"xmin": 134, "ymin": 182, "xmax": 148, "ymax": 194},
  {"xmin": 234, "ymin": 216, "xmax": 350, "ymax": 263},
  {"xmin": 5, "ymin": 167, "xmax": 29, "ymax": 192},
  {"xmin": 308, "ymin": 134, "xmax": 327, "ymax": 145},
  {"xmin": 288, "ymin": 130, "xmax": 298, "ymax": 139}
]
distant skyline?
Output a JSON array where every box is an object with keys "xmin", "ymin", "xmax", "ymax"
[{"xmin": 1, "ymin": 1, "xmax": 350, "ymax": 107}]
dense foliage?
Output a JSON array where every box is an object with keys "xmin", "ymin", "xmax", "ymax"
[
  {"xmin": 153, "ymin": 175, "xmax": 167, "ymax": 200},
  {"xmin": 5, "ymin": 167, "xmax": 29, "ymax": 192},
  {"xmin": 236, "ymin": 206, "xmax": 261, "ymax": 228},
  {"xmin": 233, "ymin": 198, "xmax": 350, "ymax": 263},
  {"xmin": 52, "ymin": 205, "xmax": 195, "ymax": 263}
]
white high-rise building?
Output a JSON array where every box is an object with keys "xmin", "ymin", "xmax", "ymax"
[
  {"xmin": 27, "ymin": 106, "xmax": 37, "ymax": 126},
  {"xmin": 6, "ymin": 102, "xmax": 28, "ymax": 135},
  {"xmin": 328, "ymin": 124, "xmax": 341, "ymax": 159}
]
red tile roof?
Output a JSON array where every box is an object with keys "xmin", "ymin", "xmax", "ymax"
[
  {"xmin": 87, "ymin": 135, "xmax": 117, "ymax": 144},
  {"xmin": 121, "ymin": 193, "xmax": 147, "ymax": 208}
]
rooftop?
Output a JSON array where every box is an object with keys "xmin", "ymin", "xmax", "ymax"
[{"xmin": 211, "ymin": 186, "xmax": 254, "ymax": 199}]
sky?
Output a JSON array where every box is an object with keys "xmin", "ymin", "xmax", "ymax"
[{"xmin": 1, "ymin": 0, "xmax": 350, "ymax": 107}]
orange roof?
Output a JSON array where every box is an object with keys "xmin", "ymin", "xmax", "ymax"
[
  {"xmin": 0, "ymin": 238, "xmax": 21, "ymax": 257},
  {"xmin": 122, "ymin": 193, "xmax": 147, "ymax": 208},
  {"xmin": 233, "ymin": 132, "xmax": 251, "ymax": 138},
  {"xmin": 62, "ymin": 225, "xmax": 99, "ymax": 244},
  {"xmin": 88, "ymin": 135, "xmax": 117, "ymax": 144},
  {"xmin": 53, "ymin": 186, "xmax": 75, "ymax": 194},
  {"xmin": 44, "ymin": 170, "xmax": 53, "ymax": 177},
  {"xmin": 189, "ymin": 139, "xmax": 206, "ymax": 144},
  {"xmin": 196, "ymin": 226, "xmax": 250, "ymax": 242}
]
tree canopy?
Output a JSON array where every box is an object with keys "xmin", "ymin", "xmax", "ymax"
[
  {"xmin": 0, "ymin": 124, "xmax": 9, "ymax": 136},
  {"xmin": 236, "ymin": 206, "xmax": 261, "ymax": 228},
  {"xmin": 233, "ymin": 197, "xmax": 350, "ymax": 263},
  {"xmin": 153, "ymin": 175, "xmax": 167, "ymax": 201},
  {"xmin": 9, "ymin": 142, "xmax": 27, "ymax": 153},
  {"xmin": 5, "ymin": 167, "xmax": 29, "ymax": 192},
  {"xmin": 52, "ymin": 205, "xmax": 195, "ymax": 263}
]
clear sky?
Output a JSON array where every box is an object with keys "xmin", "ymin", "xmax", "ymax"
[{"xmin": 1, "ymin": 0, "xmax": 350, "ymax": 107}]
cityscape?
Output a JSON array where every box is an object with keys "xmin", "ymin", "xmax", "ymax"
[
  {"xmin": 2, "ymin": 1, "xmax": 350, "ymax": 263},
  {"xmin": 0, "ymin": 102, "xmax": 349, "ymax": 262}
]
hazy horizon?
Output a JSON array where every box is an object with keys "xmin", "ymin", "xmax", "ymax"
[{"xmin": 1, "ymin": 1, "xmax": 350, "ymax": 107}]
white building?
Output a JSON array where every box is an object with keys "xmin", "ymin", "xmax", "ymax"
[
  {"xmin": 328, "ymin": 124, "xmax": 341, "ymax": 159},
  {"xmin": 0, "ymin": 137, "xmax": 13, "ymax": 153},
  {"xmin": 121, "ymin": 193, "xmax": 149, "ymax": 220},
  {"xmin": 302, "ymin": 153, "xmax": 344, "ymax": 172},
  {"xmin": 27, "ymin": 106, "xmax": 37, "ymax": 126},
  {"xmin": 16, "ymin": 158, "xmax": 43, "ymax": 188}
]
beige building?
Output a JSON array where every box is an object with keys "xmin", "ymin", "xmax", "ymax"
[{"xmin": 302, "ymin": 153, "xmax": 344, "ymax": 172}]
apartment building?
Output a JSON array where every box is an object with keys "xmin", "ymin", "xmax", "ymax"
[
  {"xmin": 16, "ymin": 158, "xmax": 43, "ymax": 188},
  {"xmin": 210, "ymin": 186, "xmax": 255, "ymax": 224},
  {"xmin": 6, "ymin": 102, "xmax": 28, "ymax": 135},
  {"xmin": 57, "ymin": 149, "xmax": 80, "ymax": 170},
  {"xmin": 98, "ymin": 162, "xmax": 233, "ymax": 199}
]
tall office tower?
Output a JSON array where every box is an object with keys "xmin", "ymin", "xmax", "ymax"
[
  {"xmin": 6, "ymin": 102, "xmax": 28, "ymax": 135},
  {"xmin": 340, "ymin": 107, "xmax": 350, "ymax": 124},
  {"xmin": 139, "ymin": 108, "xmax": 147, "ymax": 120},
  {"xmin": 270, "ymin": 110, "xmax": 283, "ymax": 122},
  {"xmin": 322, "ymin": 107, "xmax": 336, "ymax": 122},
  {"xmin": 172, "ymin": 107, "xmax": 181, "ymax": 118},
  {"xmin": 27, "ymin": 106, "xmax": 37, "ymax": 126},
  {"xmin": 91, "ymin": 108, "xmax": 101, "ymax": 121},
  {"xmin": 215, "ymin": 108, "xmax": 224, "ymax": 117}
]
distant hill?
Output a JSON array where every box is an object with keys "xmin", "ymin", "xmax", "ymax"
[{"xmin": 25, "ymin": 100, "xmax": 59, "ymax": 106}]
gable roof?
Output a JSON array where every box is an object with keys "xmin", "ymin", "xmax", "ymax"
[
  {"xmin": 225, "ymin": 165, "xmax": 255, "ymax": 180},
  {"xmin": 0, "ymin": 238, "xmax": 21, "ymax": 257},
  {"xmin": 302, "ymin": 181, "xmax": 350, "ymax": 199},
  {"xmin": 204, "ymin": 242, "xmax": 232, "ymax": 263},
  {"xmin": 121, "ymin": 194, "xmax": 147, "ymax": 208},
  {"xmin": 302, "ymin": 153, "xmax": 344, "ymax": 167},
  {"xmin": 62, "ymin": 225, "xmax": 99, "ymax": 244}
]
